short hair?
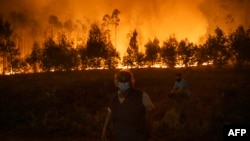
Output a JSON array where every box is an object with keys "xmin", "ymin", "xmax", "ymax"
[
  {"xmin": 115, "ymin": 69, "xmax": 135, "ymax": 86},
  {"xmin": 176, "ymin": 73, "xmax": 182, "ymax": 77}
]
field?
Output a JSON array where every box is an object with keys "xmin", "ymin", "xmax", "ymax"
[{"xmin": 0, "ymin": 67, "xmax": 250, "ymax": 141}]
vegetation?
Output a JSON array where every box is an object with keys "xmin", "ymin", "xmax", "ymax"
[
  {"xmin": 1, "ymin": 5, "xmax": 250, "ymax": 141},
  {"xmin": 0, "ymin": 19, "xmax": 19, "ymax": 74},
  {"xmin": 144, "ymin": 38, "xmax": 160, "ymax": 66},
  {"xmin": 1, "ymin": 10, "xmax": 250, "ymax": 74},
  {"xmin": 1, "ymin": 6, "xmax": 250, "ymax": 141},
  {"xmin": 0, "ymin": 67, "xmax": 249, "ymax": 141},
  {"xmin": 123, "ymin": 29, "xmax": 142, "ymax": 67},
  {"xmin": 161, "ymin": 36, "xmax": 179, "ymax": 68}
]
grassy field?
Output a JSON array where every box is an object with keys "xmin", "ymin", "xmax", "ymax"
[{"xmin": 0, "ymin": 67, "xmax": 250, "ymax": 141}]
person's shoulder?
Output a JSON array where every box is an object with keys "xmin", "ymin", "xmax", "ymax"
[
  {"xmin": 181, "ymin": 79, "xmax": 189, "ymax": 87},
  {"xmin": 181, "ymin": 79, "xmax": 188, "ymax": 83},
  {"xmin": 142, "ymin": 91, "xmax": 151, "ymax": 100}
]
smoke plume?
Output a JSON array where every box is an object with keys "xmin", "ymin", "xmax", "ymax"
[{"xmin": 0, "ymin": 0, "xmax": 249, "ymax": 55}]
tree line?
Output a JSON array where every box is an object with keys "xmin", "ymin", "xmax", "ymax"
[{"xmin": 1, "ymin": 11, "xmax": 250, "ymax": 74}]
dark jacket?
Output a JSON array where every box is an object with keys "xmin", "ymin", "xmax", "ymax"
[{"xmin": 109, "ymin": 88, "xmax": 147, "ymax": 137}]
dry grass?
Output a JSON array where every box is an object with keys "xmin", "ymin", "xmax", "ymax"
[{"xmin": 0, "ymin": 67, "xmax": 249, "ymax": 141}]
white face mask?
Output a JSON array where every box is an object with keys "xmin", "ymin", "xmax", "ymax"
[{"xmin": 118, "ymin": 82, "xmax": 130, "ymax": 92}]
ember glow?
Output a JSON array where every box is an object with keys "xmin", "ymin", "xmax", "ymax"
[{"xmin": 0, "ymin": 0, "xmax": 250, "ymax": 56}]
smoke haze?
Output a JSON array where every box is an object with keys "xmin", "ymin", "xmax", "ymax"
[{"xmin": 0, "ymin": 0, "xmax": 249, "ymax": 55}]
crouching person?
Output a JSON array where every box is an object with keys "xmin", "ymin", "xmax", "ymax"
[
  {"xmin": 169, "ymin": 73, "xmax": 191, "ymax": 125},
  {"xmin": 169, "ymin": 73, "xmax": 190, "ymax": 101}
]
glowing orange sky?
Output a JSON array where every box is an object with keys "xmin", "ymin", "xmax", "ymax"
[{"xmin": 0, "ymin": 0, "xmax": 249, "ymax": 56}]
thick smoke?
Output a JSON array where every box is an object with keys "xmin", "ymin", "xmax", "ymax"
[
  {"xmin": 0, "ymin": 0, "xmax": 249, "ymax": 56},
  {"xmin": 200, "ymin": 0, "xmax": 250, "ymax": 34}
]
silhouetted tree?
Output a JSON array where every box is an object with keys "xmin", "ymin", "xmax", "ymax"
[
  {"xmin": 41, "ymin": 34, "xmax": 77, "ymax": 71},
  {"xmin": 12, "ymin": 57, "xmax": 26, "ymax": 73},
  {"xmin": 77, "ymin": 45, "xmax": 88, "ymax": 69},
  {"xmin": 6, "ymin": 40, "xmax": 19, "ymax": 74},
  {"xmin": 86, "ymin": 24, "xmax": 106, "ymax": 68},
  {"xmin": 136, "ymin": 52, "xmax": 145, "ymax": 67},
  {"xmin": 178, "ymin": 39, "xmax": 196, "ymax": 67},
  {"xmin": 101, "ymin": 21, "xmax": 120, "ymax": 69},
  {"xmin": 161, "ymin": 36, "xmax": 178, "ymax": 68},
  {"xmin": 204, "ymin": 27, "xmax": 230, "ymax": 68},
  {"xmin": 26, "ymin": 42, "xmax": 42, "ymax": 72},
  {"xmin": 102, "ymin": 14, "xmax": 111, "ymax": 40},
  {"xmin": 102, "ymin": 14, "xmax": 111, "ymax": 28},
  {"xmin": 69, "ymin": 47, "xmax": 79, "ymax": 70},
  {"xmin": 41, "ymin": 38, "xmax": 57, "ymax": 71},
  {"xmin": 144, "ymin": 38, "xmax": 160, "ymax": 66},
  {"xmin": 111, "ymin": 9, "xmax": 120, "ymax": 47},
  {"xmin": 102, "ymin": 9, "xmax": 120, "ymax": 47},
  {"xmin": 193, "ymin": 44, "xmax": 209, "ymax": 66},
  {"xmin": 104, "ymin": 42, "xmax": 120, "ymax": 69},
  {"xmin": 123, "ymin": 29, "xmax": 140, "ymax": 67},
  {"xmin": 59, "ymin": 34, "xmax": 78, "ymax": 71},
  {"xmin": 229, "ymin": 25, "xmax": 250, "ymax": 67},
  {"xmin": 0, "ymin": 18, "xmax": 19, "ymax": 74}
]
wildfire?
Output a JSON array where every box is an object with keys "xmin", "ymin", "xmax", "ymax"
[
  {"xmin": 0, "ymin": 0, "xmax": 249, "ymax": 74},
  {"xmin": 0, "ymin": 0, "xmax": 248, "ymax": 57}
]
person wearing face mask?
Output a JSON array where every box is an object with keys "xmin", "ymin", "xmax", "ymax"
[
  {"xmin": 101, "ymin": 69, "xmax": 154, "ymax": 141},
  {"xmin": 170, "ymin": 73, "xmax": 190, "ymax": 99}
]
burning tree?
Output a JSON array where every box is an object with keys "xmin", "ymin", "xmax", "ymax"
[
  {"xmin": 0, "ymin": 18, "xmax": 19, "ymax": 74},
  {"xmin": 204, "ymin": 27, "xmax": 230, "ymax": 68},
  {"xmin": 41, "ymin": 34, "xmax": 77, "ymax": 71},
  {"xmin": 86, "ymin": 23, "xmax": 119, "ymax": 69},
  {"xmin": 177, "ymin": 39, "xmax": 196, "ymax": 68},
  {"xmin": 160, "ymin": 36, "xmax": 178, "ymax": 68},
  {"xmin": 144, "ymin": 38, "xmax": 160, "ymax": 67},
  {"xmin": 26, "ymin": 42, "xmax": 42, "ymax": 73},
  {"xmin": 229, "ymin": 25, "xmax": 250, "ymax": 68},
  {"xmin": 102, "ymin": 9, "xmax": 120, "ymax": 48},
  {"xmin": 193, "ymin": 44, "xmax": 208, "ymax": 67},
  {"xmin": 111, "ymin": 9, "xmax": 121, "ymax": 48},
  {"xmin": 86, "ymin": 24, "xmax": 107, "ymax": 68},
  {"xmin": 123, "ymin": 29, "xmax": 141, "ymax": 67}
]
